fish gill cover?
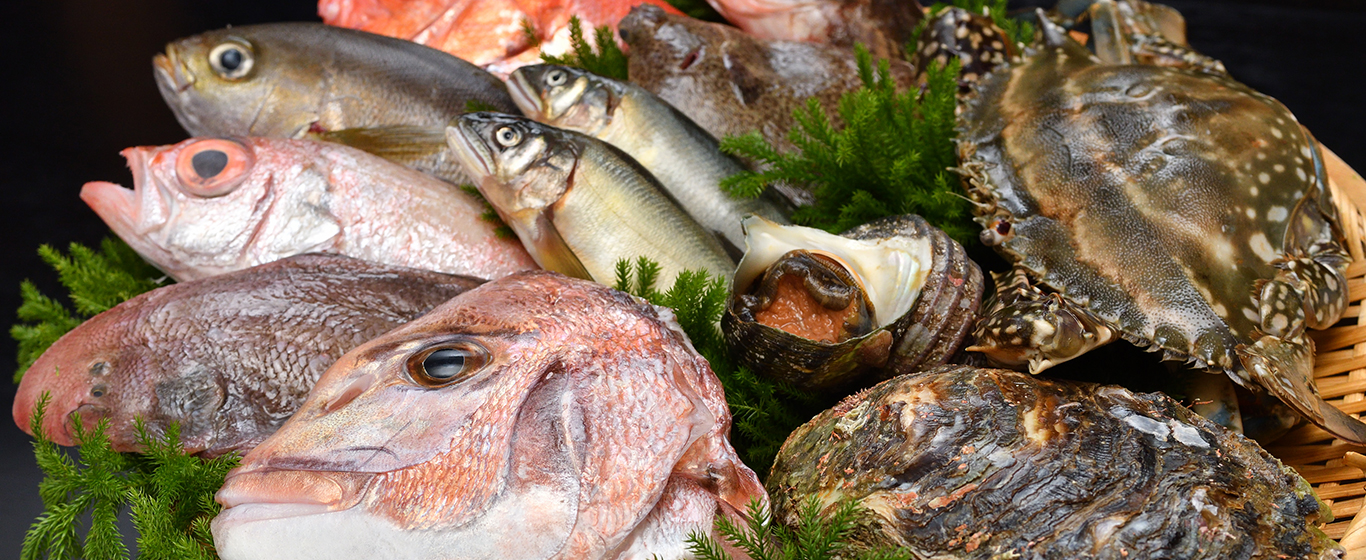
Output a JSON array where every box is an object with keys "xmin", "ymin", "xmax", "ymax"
[{"xmin": 12, "ymin": 1, "xmax": 1012, "ymax": 556}]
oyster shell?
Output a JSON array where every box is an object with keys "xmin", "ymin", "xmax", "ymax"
[
  {"xmin": 722, "ymin": 214, "xmax": 982, "ymax": 390},
  {"xmin": 768, "ymin": 365, "xmax": 1342, "ymax": 559}
]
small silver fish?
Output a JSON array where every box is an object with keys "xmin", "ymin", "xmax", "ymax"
[
  {"xmin": 509, "ymin": 64, "xmax": 792, "ymax": 255},
  {"xmin": 212, "ymin": 271, "xmax": 766, "ymax": 560},
  {"xmin": 446, "ymin": 112, "xmax": 735, "ymax": 286}
]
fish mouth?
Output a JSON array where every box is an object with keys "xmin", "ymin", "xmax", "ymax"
[
  {"xmin": 445, "ymin": 120, "xmax": 496, "ymax": 178},
  {"xmin": 81, "ymin": 147, "xmax": 180, "ymax": 277},
  {"xmin": 218, "ymin": 468, "xmax": 372, "ymax": 516},
  {"xmin": 152, "ymin": 47, "xmax": 194, "ymax": 94},
  {"xmin": 506, "ymin": 69, "xmax": 544, "ymax": 118}
]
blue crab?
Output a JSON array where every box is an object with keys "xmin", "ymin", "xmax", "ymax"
[{"xmin": 958, "ymin": 7, "xmax": 1366, "ymax": 443}]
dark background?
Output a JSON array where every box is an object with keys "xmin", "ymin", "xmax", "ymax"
[{"xmin": 0, "ymin": 0, "xmax": 1362, "ymax": 556}]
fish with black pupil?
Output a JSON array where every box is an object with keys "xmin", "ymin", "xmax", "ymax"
[
  {"xmin": 424, "ymin": 349, "xmax": 467, "ymax": 380},
  {"xmin": 192, "ymin": 149, "xmax": 229, "ymax": 178}
]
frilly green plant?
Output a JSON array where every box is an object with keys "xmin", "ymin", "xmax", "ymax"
[
  {"xmin": 538, "ymin": 16, "xmax": 629, "ymax": 81},
  {"xmin": 686, "ymin": 498, "xmax": 913, "ymax": 560},
  {"xmin": 719, "ymin": 47, "xmax": 974, "ymax": 244},
  {"xmin": 926, "ymin": 0, "xmax": 1035, "ymax": 48},
  {"xmin": 21, "ymin": 394, "xmax": 237, "ymax": 560},
  {"xmin": 12, "ymin": 238, "xmax": 165, "ymax": 382}
]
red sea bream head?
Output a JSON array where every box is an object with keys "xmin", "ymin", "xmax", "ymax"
[
  {"xmin": 212, "ymin": 271, "xmax": 767, "ymax": 560},
  {"xmin": 81, "ymin": 137, "xmax": 537, "ymax": 282}
]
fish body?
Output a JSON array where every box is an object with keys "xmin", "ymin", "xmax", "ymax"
[
  {"xmin": 80, "ymin": 136, "xmax": 538, "ymax": 282},
  {"xmin": 618, "ymin": 4, "xmax": 916, "ymax": 154},
  {"xmin": 212, "ymin": 271, "xmax": 766, "ymax": 560},
  {"xmin": 509, "ymin": 64, "xmax": 792, "ymax": 254},
  {"xmin": 447, "ymin": 112, "xmax": 735, "ymax": 286},
  {"xmin": 703, "ymin": 0, "xmax": 923, "ymax": 61},
  {"xmin": 154, "ymin": 22, "xmax": 517, "ymax": 183},
  {"xmin": 318, "ymin": 0, "xmax": 683, "ymax": 77},
  {"xmin": 12, "ymin": 254, "xmax": 482, "ymax": 457}
]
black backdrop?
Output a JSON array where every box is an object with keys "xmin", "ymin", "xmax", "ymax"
[{"xmin": 0, "ymin": 0, "xmax": 1362, "ymax": 555}]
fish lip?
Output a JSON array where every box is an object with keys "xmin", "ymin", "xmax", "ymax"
[
  {"xmin": 218, "ymin": 468, "xmax": 373, "ymax": 512},
  {"xmin": 446, "ymin": 120, "xmax": 496, "ymax": 178},
  {"xmin": 152, "ymin": 46, "xmax": 193, "ymax": 94},
  {"xmin": 507, "ymin": 70, "xmax": 545, "ymax": 118}
]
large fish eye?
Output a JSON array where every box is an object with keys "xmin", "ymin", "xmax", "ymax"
[
  {"xmin": 407, "ymin": 341, "xmax": 490, "ymax": 387},
  {"xmin": 208, "ymin": 40, "xmax": 254, "ymax": 80},
  {"xmin": 174, "ymin": 138, "xmax": 253, "ymax": 198},
  {"xmin": 545, "ymin": 69, "xmax": 568, "ymax": 87},
  {"xmin": 494, "ymin": 126, "xmax": 523, "ymax": 148}
]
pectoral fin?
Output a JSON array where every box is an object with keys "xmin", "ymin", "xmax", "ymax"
[{"xmin": 308, "ymin": 126, "xmax": 447, "ymax": 162}]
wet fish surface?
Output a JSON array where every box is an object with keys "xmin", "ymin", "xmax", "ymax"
[
  {"xmin": 703, "ymin": 0, "xmax": 923, "ymax": 61},
  {"xmin": 619, "ymin": 4, "xmax": 916, "ymax": 155},
  {"xmin": 769, "ymin": 365, "xmax": 1342, "ymax": 559},
  {"xmin": 318, "ymin": 0, "xmax": 683, "ymax": 77},
  {"xmin": 447, "ymin": 112, "xmax": 735, "ymax": 286},
  {"xmin": 81, "ymin": 136, "xmax": 538, "ymax": 282},
  {"xmin": 212, "ymin": 271, "xmax": 767, "ymax": 560},
  {"xmin": 12, "ymin": 254, "xmax": 482, "ymax": 457},
  {"xmin": 509, "ymin": 64, "xmax": 792, "ymax": 254},
  {"xmin": 154, "ymin": 22, "xmax": 517, "ymax": 184}
]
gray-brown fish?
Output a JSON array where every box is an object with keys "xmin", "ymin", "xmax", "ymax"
[
  {"xmin": 154, "ymin": 22, "xmax": 517, "ymax": 184},
  {"xmin": 447, "ymin": 112, "xmax": 735, "ymax": 287},
  {"xmin": 509, "ymin": 64, "xmax": 792, "ymax": 255},
  {"xmin": 769, "ymin": 365, "xmax": 1342, "ymax": 559},
  {"xmin": 703, "ymin": 0, "xmax": 923, "ymax": 61},
  {"xmin": 13, "ymin": 254, "xmax": 482, "ymax": 457},
  {"xmin": 212, "ymin": 271, "xmax": 766, "ymax": 560},
  {"xmin": 618, "ymin": 4, "xmax": 916, "ymax": 155}
]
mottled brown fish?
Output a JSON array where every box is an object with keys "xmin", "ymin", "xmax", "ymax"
[
  {"xmin": 702, "ymin": 0, "xmax": 923, "ymax": 61},
  {"xmin": 769, "ymin": 365, "xmax": 1342, "ymax": 559},
  {"xmin": 154, "ymin": 22, "xmax": 518, "ymax": 184},
  {"xmin": 618, "ymin": 4, "xmax": 915, "ymax": 155},
  {"xmin": 13, "ymin": 254, "xmax": 482, "ymax": 457},
  {"xmin": 81, "ymin": 136, "xmax": 538, "ymax": 282},
  {"xmin": 212, "ymin": 271, "xmax": 766, "ymax": 560}
]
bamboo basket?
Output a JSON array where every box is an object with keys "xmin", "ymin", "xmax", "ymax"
[{"xmin": 1273, "ymin": 147, "xmax": 1366, "ymax": 553}]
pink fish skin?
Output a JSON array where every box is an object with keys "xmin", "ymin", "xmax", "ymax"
[
  {"xmin": 13, "ymin": 254, "xmax": 482, "ymax": 457},
  {"xmin": 318, "ymin": 0, "xmax": 683, "ymax": 77},
  {"xmin": 81, "ymin": 137, "xmax": 538, "ymax": 282},
  {"xmin": 703, "ymin": 0, "xmax": 923, "ymax": 60},
  {"xmin": 212, "ymin": 271, "xmax": 766, "ymax": 560}
]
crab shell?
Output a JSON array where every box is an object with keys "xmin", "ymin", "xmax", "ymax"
[
  {"xmin": 721, "ymin": 214, "xmax": 982, "ymax": 391},
  {"xmin": 957, "ymin": 20, "xmax": 1363, "ymax": 441}
]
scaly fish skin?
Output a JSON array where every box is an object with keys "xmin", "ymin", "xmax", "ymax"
[
  {"xmin": 703, "ymin": 0, "xmax": 923, "ymax": 61},
  {"xmin": 619, "ymin": 4, "xmax": 915, "ymax": 157},
  {"xmin": 318, "ymin": 0, "xmax": 683, "ymax": 77},
  {"xmin": 212, "ymin": 271, "xmax": 767, "ymax": 560},
  {"xmin": 153, "ymin": 22, "xmax": 516, "ymax": 183},
  {"xmin": 446, "ymin": 112, "xmax": 736, "ymax": 286},
  {"xmin": 12, "ymin": 254, "xmax": 482, "ymax": 457},
  {"xmin": 509, "ymin": 64, "xmax": 792, "ymax": 255},
  {"xmin": 80, "ymin": 137, "xmax": 538, "ymax": 282}
]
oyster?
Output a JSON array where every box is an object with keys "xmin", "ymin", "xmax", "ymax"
[
  {"xmin": 723, "ymin": 215, "xmax": 981, "ymax": 390},
  {"xmin": 768, "ymin": 365, "xmax": 1342, "ymax": 559},
  {"xmin": 958, "ymin": 14, "xmax": 1366, "ymax": 442}
]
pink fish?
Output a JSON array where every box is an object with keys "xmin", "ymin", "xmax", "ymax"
[
  {"xmin": 318, "ymin": 0, "xmax": 684, "ymax": 77},
  {"xmin": 212, "ymin": 271, "xmax": 766, "ymax": 560},
  {"xmin": 81, "ymin": 137, "xmax": 539, "ymax": 282},
  {"xmin": 13, "ymin": 254, "xmax": 482, "ymax": 457},
  {"xmin": 702, "ymin": 0, "xmax": 923, "ymax": 60}
]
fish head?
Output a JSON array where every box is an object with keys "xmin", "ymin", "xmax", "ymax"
[
  {"xmin": 212, "ymin": 271, "xmax": 766, "ymax": 559},
  {"xmin": 81, "ymin": 137, "xmax": 340, "ymax": 282},
  {"xmin": 154, "ymin": 27, "xmax": 321, "ymax": 138},
  {"xmin": 508, "ymin": 64, "xmax": 621, "ymax": 136},
  {"xmin": 618, "ymin": 4, "xmax": 719, "ymax": 82},
  {"xmin": 446, "ymin": 112, "xmax": 580, "ymax": 222}
]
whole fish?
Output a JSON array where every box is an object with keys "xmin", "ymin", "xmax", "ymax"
[
  {"xmin": 446, "ymin": 112, "xmax": 736, "ymax": 286},
  {"xmin": 619, "ymin": 4, "xmax": 916, "ymax": 155},
  {"xmin": 154, "ymin": 22, "xmax": 517, "ymax": 184},
  {"xmin": 703, "ymin": 0, "xmax": 924, "ymax": 61},
  {"xmin": 211, "ymin": 271, "xmax": 767, "ymax": 560},
  {"xmin": 81, "ymin": 136, "xmax": 539, "ymax": 282},
  {"xmin": 12, "ymin": 254, "xmax": 482, "ymax": 457},
  {"xmin": 509, "ymin": 64, "xmax": 792, "ymax": 255},
  {"xmin": 318, "ymin": 0, "xmax": 683, "ymax": 77}
]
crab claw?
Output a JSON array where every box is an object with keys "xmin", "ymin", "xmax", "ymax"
[
  {"xmin": 967, "ymin": 293, "xmax": 1116, "ymax": 375},
  {"xmin": 1238, "ymin": 335, "xmax": 1366, "ymax": 444}
]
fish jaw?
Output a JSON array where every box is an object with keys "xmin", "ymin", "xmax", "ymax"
[
  {"xmin": 152, "ymin": 44, "xmax": 211, "ymax": 137},
  {"xmin": 506, "ymin": 66, "xmax": 547, "ymax": 119},
  {"xmin": 80, "ymin": 146, "xmax": 189, "ymax": 280}
]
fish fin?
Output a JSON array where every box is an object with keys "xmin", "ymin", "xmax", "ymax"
[
  {"xmin": 308, "ymin": 126, "xmax": 448, "ymax": 161},
  {"xmin": 524, "ymin": 211, "xmax": 595, "ymax": 281}
]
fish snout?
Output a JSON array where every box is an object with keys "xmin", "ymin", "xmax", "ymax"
[
  {"xmin": 218, "ymin": 468, "xmax": 371, "ymax": 512},
  {"xmin": 152, "ymin": 47, "xmax": 194, "ymax": 94}
]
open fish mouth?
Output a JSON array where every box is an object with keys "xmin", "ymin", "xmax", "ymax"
[{"xmin": 152, "ymin": 48, "xmax": 194, "ymax": 94}]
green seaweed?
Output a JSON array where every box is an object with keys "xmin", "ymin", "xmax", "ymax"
[
  {"xmin": 21, "ymin": 394, "xmax": 236, "ymax": 560},
  {"xmin": 538, "ymin": 16, "xmax": 630, "ymax": 81},
  {"xmin": 664, "ymin": 0, "xmax": 726, "ymax": 23},
  {"xmin": 720, "ymin": 47, "xmax": 973, "ymax": 244},
  {"xmin": 12, "ymin": 239, "xmax": 164, "ymax": 382},
  {"xmin": 687, "ymin": 498, "xmax": 914, "ymax": 560},
  {"xmin": 925, "ymin": 0, "xmax": 1036, "ymax": 48}
]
